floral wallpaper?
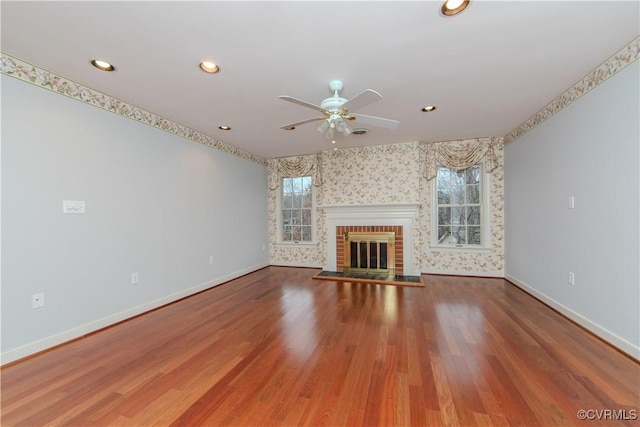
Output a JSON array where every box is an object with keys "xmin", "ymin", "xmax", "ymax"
[
  {"xmin": 268, "ymin": 141, "xmax": 505, "ymax": 275},
  {"xmin": 322, "ymin": 143, "xmax": 421, "ymax": 205}
]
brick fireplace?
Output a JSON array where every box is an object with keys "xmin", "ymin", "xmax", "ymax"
[
  {"xmin": 321, "ymin": 204, "xmax": 420, "ymax": 276},
  {"xmin": 336, "ymin": 226, "xmax": 403, "ymax": 275}
]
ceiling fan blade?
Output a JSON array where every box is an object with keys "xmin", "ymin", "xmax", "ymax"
[
  {"xmin": 352, "ymin": 114, "xmax": 399, "ymax": 129},
  {"xmin": 279, "ymin": 96, "xmax": 330, "ymax": 115},
  {"xmin": 341, "ymin": 89, "xmax": 382, "ymax": 112},
  {"xmin": 280, "ymin": 116, "xmax": 326, "ymax": 130}
]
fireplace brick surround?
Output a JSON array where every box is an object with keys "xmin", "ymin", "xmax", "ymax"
[
  {"xmin": 336, "ymin": 225, "xmax": 403, "ymax": 275},
  {"xmin": 322, "ymin": 204, "xmax": 420, "ymax": 276}
]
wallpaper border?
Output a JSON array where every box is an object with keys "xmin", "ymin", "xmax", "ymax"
[
  {"xmin": 503, "ymin": 36, "xmax": 640, "ymax": 145},
  {"xmin": 0, "ymin": 53, "xmax": 267, "ymax": 166},
  {"xmin": 4, "ymin": 34, "xmax": 637, "ymax": 162}
]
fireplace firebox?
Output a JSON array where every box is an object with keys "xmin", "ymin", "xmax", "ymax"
[{"xmin": 343, "ymin": 231, "xmax": 395, "ymax": 277}]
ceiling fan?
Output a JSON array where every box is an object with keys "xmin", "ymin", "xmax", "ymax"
[{"xmin": 279, "ymin": 80, "xmax": 399, "ymax": 139}]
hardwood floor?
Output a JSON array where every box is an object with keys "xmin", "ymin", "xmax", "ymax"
[{"xmin": 1, "ymin": 267, "xmax": 638, "ymax": 426}]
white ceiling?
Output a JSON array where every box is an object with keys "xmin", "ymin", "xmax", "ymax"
[{"xmin": 2, "ymin": 1, "xmax": 638, "ymax": 159}]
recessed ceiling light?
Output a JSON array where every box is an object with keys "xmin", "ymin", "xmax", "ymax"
[
  {"xmin": 90, "ymin": 59, "xmax": 115, "ymax": 71},
  {"xmin": 422, "ymin": 106, "xmax": 437, "ymax": 112},
  {"xmin": 352, "ymin": 128, "xmax": 368, "ymax": 135},
  {"xmin": 219, "ymin": 125, "xmax": 231, "ymax": 130},
  {"xmin": 441, "ymin": 0, "xmax": 470, "ymax": 16},
  {"xmin": 285, "ymin": 126, "xmax": 296, "ymax": 131},
  {"xmin": 199, "ymin": 61, "xmax": 220, "ymax": 74}
]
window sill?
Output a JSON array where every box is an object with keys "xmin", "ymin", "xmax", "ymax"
[
  {"xmin": 428, "ymin": 245, "xmax": 493, "ymax": 254},
  {"xmin": 275, "ymin": 242, "xmax": 319, "ymax": 248}
]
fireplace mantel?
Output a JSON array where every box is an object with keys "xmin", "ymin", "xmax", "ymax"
[
  {"xmin": 321, "ymin": 203, "xmax": 420, "ymax": 275},
  {"xmin": 320, "ymin": 203, "xmax": 420, "ymax": 218}
]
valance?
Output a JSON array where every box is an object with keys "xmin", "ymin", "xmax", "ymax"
[
  {"xmin": 424, "ymin": 138, "xmax": 500, "ymax": 180},
  {"xmin": 268, "ymin": 154, "xmax": 323, "ymax": 190}
]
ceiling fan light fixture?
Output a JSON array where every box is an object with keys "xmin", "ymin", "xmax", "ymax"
[
  {"xmin": 336, "ymin": 118, "xmax": 351, "ymax": 136},
  {"xmin": 90, "ymin": 59, "xmax": 115, "ymax": 71},
  {"xmin": 441, "ymin": 0, "xmax": 470, "ymax": 16},
  {"xmin": 318, "ymin": 115, "xmax": 352, "ymax": 139},
  {"xmin": 325, "ymin": 126, "xmax": 336, "ymax": 140},
  {"xmin": 199, "ymin": 61, "xmax": 220, "ymax": 74},
  {"xmin": 317, "ymin": 120, "xmax": 330, "ymax": 134}
]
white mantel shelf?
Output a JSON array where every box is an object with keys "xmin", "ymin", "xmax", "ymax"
[
  {"xmin": 320, "ymin": 203, "xmax": 421, "ymax": 216},
  {"xmin": 321, "ymin": 203, "xmax": 421, "ymax": 275}
]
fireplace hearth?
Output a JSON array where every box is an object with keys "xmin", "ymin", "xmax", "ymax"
[{"xmin": 313, "ymin": 270, "xmax": 424, "ymax": 287}]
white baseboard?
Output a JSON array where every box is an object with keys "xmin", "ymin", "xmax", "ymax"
[
  {"xmin": 0, "ymin": 263, "xmax": 269, "ymax": 366},
  {"xmin": 422, "ymin": 268, "xmax": 504, "ymax": 278},
  {"xmin": 271, "ymin": 260, "xmax": 323, "ymax": 268},
  {"xmin": 506, "ymin": 273, "xmax": 640, "ymax": 361}
]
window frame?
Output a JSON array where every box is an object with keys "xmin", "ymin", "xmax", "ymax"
[
  {"xmin": 275, "ymin": 174, "xmax": 317, "ymax": 247},
  {"xmin": 430, "ymin": 162, "xmax": 492, "ymax": 253}
]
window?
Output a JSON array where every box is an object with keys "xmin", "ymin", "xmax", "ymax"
[
  {"xmin": 435, "ymin": 164, "xmax": 483, "ymax": 246},
  {"xmin": 281, "ymin": 176, "xmax": 313, "ymax": 242}
]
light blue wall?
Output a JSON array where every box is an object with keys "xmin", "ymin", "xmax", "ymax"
[
  {"xmin": 1, "ymin": 76, "xmax": 269, "ymax": 362},
  {"xmin": 504, "ymin": 61, "xmax": 639, "ymax": 357}
]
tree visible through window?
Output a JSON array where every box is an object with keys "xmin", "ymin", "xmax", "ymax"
[
  {"xmin": 281, "ymin": 176, "xmax": 313, "ymax": 242},
  {"xmin": 436, "ymin": 165, "xmax": 482, "ymax": 245}
]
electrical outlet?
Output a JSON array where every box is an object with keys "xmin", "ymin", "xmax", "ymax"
[
  {"xmin": 63, "ymin": 200, "xmax": 86, "ymax": 214},
  {"xmin": 209, "ymin": 256, "xmax": 214, "ymax": 265},
  {"xmin": 131, "ymin": 272, "xmax": 140, "ymax": 285},
  {"xmin": 32, "ymin": 293, "xmax": 45, "ymax": 309},
  {"xmin": 568, "ymin": 272, "xmax": 575, "ymax": 286}
]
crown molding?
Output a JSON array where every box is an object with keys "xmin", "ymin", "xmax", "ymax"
[
  {"xmin": 503, "ymin": 36, "xmax": 640, "ymax": 145},
  {"xmin": 0, "ymin": 53, "xmax": 267, "ymax": 166}
]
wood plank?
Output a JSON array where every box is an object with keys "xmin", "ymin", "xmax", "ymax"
[{"xmin": 1, "ymin": 267, "xmax": 638, "ymax": 426}]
